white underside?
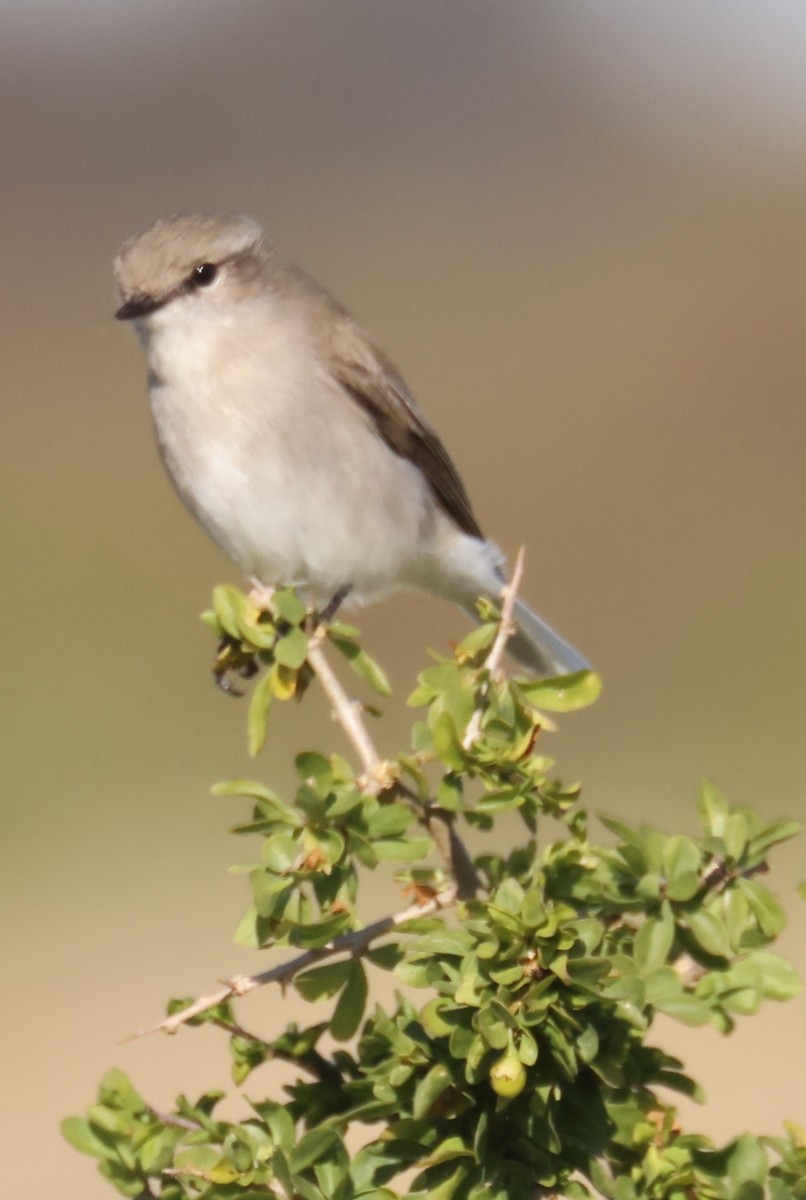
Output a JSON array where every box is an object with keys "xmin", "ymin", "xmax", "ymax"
[
  {"xmin": 140, "ymin": 292, "xmax": 588, "ymax": 675},
  {"xmin": 146, "ymin": 296, "xmax": 502, "ymax": 605}
]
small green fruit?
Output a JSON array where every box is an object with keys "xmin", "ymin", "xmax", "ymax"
[{"xmin": 489, "ymin": 1044, "xmax": 527, "ymax": 1098}]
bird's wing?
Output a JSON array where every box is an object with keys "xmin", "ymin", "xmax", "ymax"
[{"xmin": 328, "ymin": 317, "xmax": 483, "ymax": 539}]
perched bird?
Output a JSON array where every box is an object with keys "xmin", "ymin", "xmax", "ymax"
[{"xmin": 114, "ymin": 213, "xmax": 588, "ymax": 676}]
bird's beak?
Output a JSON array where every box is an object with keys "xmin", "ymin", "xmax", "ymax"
[{"xmin": 115, "ymin": 293, "xmax": 166, "ymax": 320}]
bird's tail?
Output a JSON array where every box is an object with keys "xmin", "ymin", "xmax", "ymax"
[
  {"xmin": 458, "ymin": 592, "xmax": 589, "ymax": 677},
  {"xmin": 506, "ymin": 597, "xmax": 590, "ymax": 677},
  {"xmin": 420, "ymin": 531, "xmax": 589, "ymax": 677}
]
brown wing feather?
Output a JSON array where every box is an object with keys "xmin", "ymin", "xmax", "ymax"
[{"xmin": 329, "ymin": 319, "xmax": 483, "ymax": 539}]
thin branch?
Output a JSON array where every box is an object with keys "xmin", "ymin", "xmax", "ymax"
[
  {"xmin": 485, "ymin": 545, "xmax": 526, "ymax": 680},
  {"xmin": 384, "ymin": 774, "xmax": 477, "ymax": 899},
  {"xmin": 124, "ymin": 887, "xmax": 457, "ymax": 1041},
  {"xmin": 307, "ymin": 634, "xmax": 479, "ymax": 894},
  {"xmin": 419, "ymin": 804, "xmax": 480, "ymax": 899},
  {"xmin": 306, "ymin": 639, "xmax": 383, "ymax": 786},
  {"xmin": 207, "ymin": 1016, "xmax": 342, "ymax": 1083},
  {"xmin": 463, "ymin": 546, "xmax": 526, "ymax": 750},
  {"xmin": 209, "ymin": 1016, "xmax": 267, "ymax": 1042},
  {"xmin": 147, "ymin": 1109, "xmax": 202, "ymax": 1132}
]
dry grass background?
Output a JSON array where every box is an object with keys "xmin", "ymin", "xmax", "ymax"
[{"xmin": 2, "ymin": 3, "xmax": 805, "ymax": 1195}]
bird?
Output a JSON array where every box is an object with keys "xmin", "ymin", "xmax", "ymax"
[{"xmin": 114, "ymin": 212, "xmax": 589, "ymax": 677}]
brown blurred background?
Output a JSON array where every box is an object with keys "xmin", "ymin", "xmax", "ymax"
[{"xmin": 2, "ymin": 2, "xmax": 805, "ymax": 1193}]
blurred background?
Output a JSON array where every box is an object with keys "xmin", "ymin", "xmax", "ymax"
[{"xmin": 2, "ymin": 2, "xmax": 805, "ymax": 1193}]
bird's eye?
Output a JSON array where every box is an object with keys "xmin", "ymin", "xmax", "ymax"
[{"xmin": 191, "ymin": 262, "xmax": 218, "ymax": 288}]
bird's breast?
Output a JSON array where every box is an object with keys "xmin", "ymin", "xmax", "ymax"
[{"xmin": 145, "ymin": 311, "xmax": 435, "ymax": 598}]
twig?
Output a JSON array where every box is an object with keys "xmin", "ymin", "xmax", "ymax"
[
  {"xmin": 148, "ymin": 1109, "xmax": 202, "ymax": 1132},
  {"xmin": 485, "ymin": 546, "xmax": 526, "ymax": 680},
  {"xmin": 307, "ymin": 635, "xmax": 479, "ymax": 895},
  {"xmin": 462, "ymin": 547, "xmax": 526, "ymax": 750},
  {"xmin": 420, "ymin": 805, "xmax": 480, "ymax": 899},
  {"xmin": 306, "ymin": 640, "xmax": 383, "ymax": 787},
  {"xmin": 125, "ymin": 887, "xmax": 457, "ymax": 1040}
]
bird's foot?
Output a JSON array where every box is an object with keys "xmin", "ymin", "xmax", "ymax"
[
  {"xmin": 247, "ymin": 579, "xmax": 275, "ymax": 612},
  {"xmin": 317, "ymin": 584, "xmax": 352, "ymax": 627}
]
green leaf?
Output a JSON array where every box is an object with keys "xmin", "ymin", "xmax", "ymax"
[
  {"xmin": 273, "ymin": 587, "xmax": 308, "ymax": 625},
  {"xmin": 657, "ymin": 992, "xmax": 713, "ymax": 1025},
  {"xmin": 212, "ymin": 584, "xmax": 250, "ymax": 640},
  {"xmin": 372, "ymin": 836, "xmax": 434, "ymax": 861},
  {"xmin": 413, "ymin": 928, "xmax": 473, "ymax": 957},
  {"xmin": 290, "ymin": 913, "xmax": 352, "ymax": 948},
  {"xmin": 234, "ymin": 903, "xmax": 269, "ymax": 948},
  {"xmin": 749, "ymin": 951, "xmax": 802, "ymax": 1002},
  {"xmin": 516, "ymin": 669, "xmax": 602, "ymax": 712},
  {"xmin": 521, "ymin": 889, "xmax": 547, "ymax": 928},
  {"xmin": 138, "ymin": 1127, "xmax": 182, "ymax": 1174},
  {"xmin": 686, "ymin": 908, "xmax": 732, "ymax": 959},
  {"xmin": 61, "ymin": 1117, "xmax": 116, "ymax": 1159},
  {"xmin": 98, "ymin": 1068, "xmax": 147, "ymax": 1111},
  {"xmin": 746, "ymin": 819, "xmax": 802, "ymax": 860},
  {"xmin": 436, "ymin": 773, "xmax": 463, "ymax": 812},
  {"xmin": 491, "ymin": 877, "xmax": 525, "ymax": 915},
  {"xmin": 698, "ymin": 780, "xmax": 729, "ymax": 837},
  {"xmin": 516, "ymin": 1028, "xmax": 538, "ymax": 1065},
  {"xmin": 644, "ymin": 970, "xmax": 712, "ymax": 1025},
  {"xmin": 205, "ymin": 1157, "xmax": 241, "ymax": 1185},
  {"xmin": 262, "ymin": 831, "xmax": 299, "ymax": 873},
  {"xmin": 326, "ymin": 786, "xmax": 364, "ymax": 819},
  {"xmin": 724, "ymin": 811, "xmax": 749, "ymax": 861},
  {"xmin": 420, "ymin": 998, "xmax": 458, "ymax": 1038},
  {"xmin": 724, "ymin": 885, "xmax": 751, "ymax": 946},
  {"xmin": 475, "ymin": 1001, "xmax": 512, "ymax": 1050},
  {"xmin": 418, "ymin": 1161, "xmax": 471, "ymax": 1199},
  {"xmin": 200, "ymin": 609, "xmax": 221, "ymax": 633},
  {"xmin": 488, "ymin": 963, "xmax": 525, "ymax": 987},
  {"xmin": 455, "ymin": 957, "xmax": 484, "ymax": 1006},
  {"xmin": 727, "ymin": 1134, "xmax": 768, "ymax": 1186},
  {"xmin": 290, "ymin": 1126, "xmax": 341, "ymax": 1173},
  {"xmin": 247, "ymin": 670, "xmax": 273, "ymax": 756},
  {"xmin": 420, "ymin": 1135, "xmax": 474, "ymax": 1167},
  {"xmin": 733, "ymin": 1185, "xmax": 765, "ymax": 1200},
  {"xmin": 576, "ymin": 1024, "xmax": 599, "ymax": 1065},
  {"xmin": 326, "ymin": 620, "xmax": 359, "ymax": 638},
  {"xmin": 600, "ymin": 816, "xmax": 649, "ymax": 859},
  {"xmin": 268, "ymin": 661, "xmax": 299, "ymax": 699},
  {"xmin": 296, "ymin": 752, "xmax": 333, "ymax": 791},
  {"xmin": 448, "ymin": 1024, "xmax": 477, "ymax": 1061},
  {"xmin": 275, "ymin": 627, "xmax": 309, "ymax": 669},
  {"xmin": 174, "ymin": 1145, "xmax": 221, "ymax": 1175},
  {"xmin": 739, "ymin": 879, "xmax": 788, "ymax": 937},
  {"xmin": 364, "ymin": 802, "xmax": 415, "ymax": 839},
  {"xmin": 430, "ymin": 712, "xmax": 467, "ymax": 770},
  {"xmin": 236, "ymin": 610, "xmax": 279, "ymax": 650},
  {"xmin": 634, "ymin": 901, "xmax": 675, "ymax": 972},
  {"xmin": 476, "ymin": 788, "xmax": 524, "ymax": 814},
  {"xmin": 662, "ymin": 835, "xmax": 702, "ymax": 901},
  {"xmin": 295, "ymin": 959, "xmax": 354, "ymax": 1001},
  {"xmin": 331, "ymin": 960, "xmax": 368, "ymax": 1040},
  {"xmin": 413, "ymin": 1064, "xmax": 453, "ymax": 1119},
  {"xmin": 455, "ymin": 622, "xmax": 498, "ymax": 659},
  {"xmin": 315, "ymin": 1145, "xmax": 350, "ymax": 1196},
  {"xmin": 330, "ymin": 635, "xmax": 392, "ymax": 696}
]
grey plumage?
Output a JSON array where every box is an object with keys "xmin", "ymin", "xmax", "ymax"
[{"xmin": 115, "ymin": 212, "xmax": 589, "ymax": 677}]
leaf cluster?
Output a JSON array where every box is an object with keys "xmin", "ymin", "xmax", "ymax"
[
  {"xmin": 66, "ymin": 587, "xmax": 805, "ymax": 1199},
  {"xmin": 204, "ymin": 586, "xmax": 389, "ymax": 755}
]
